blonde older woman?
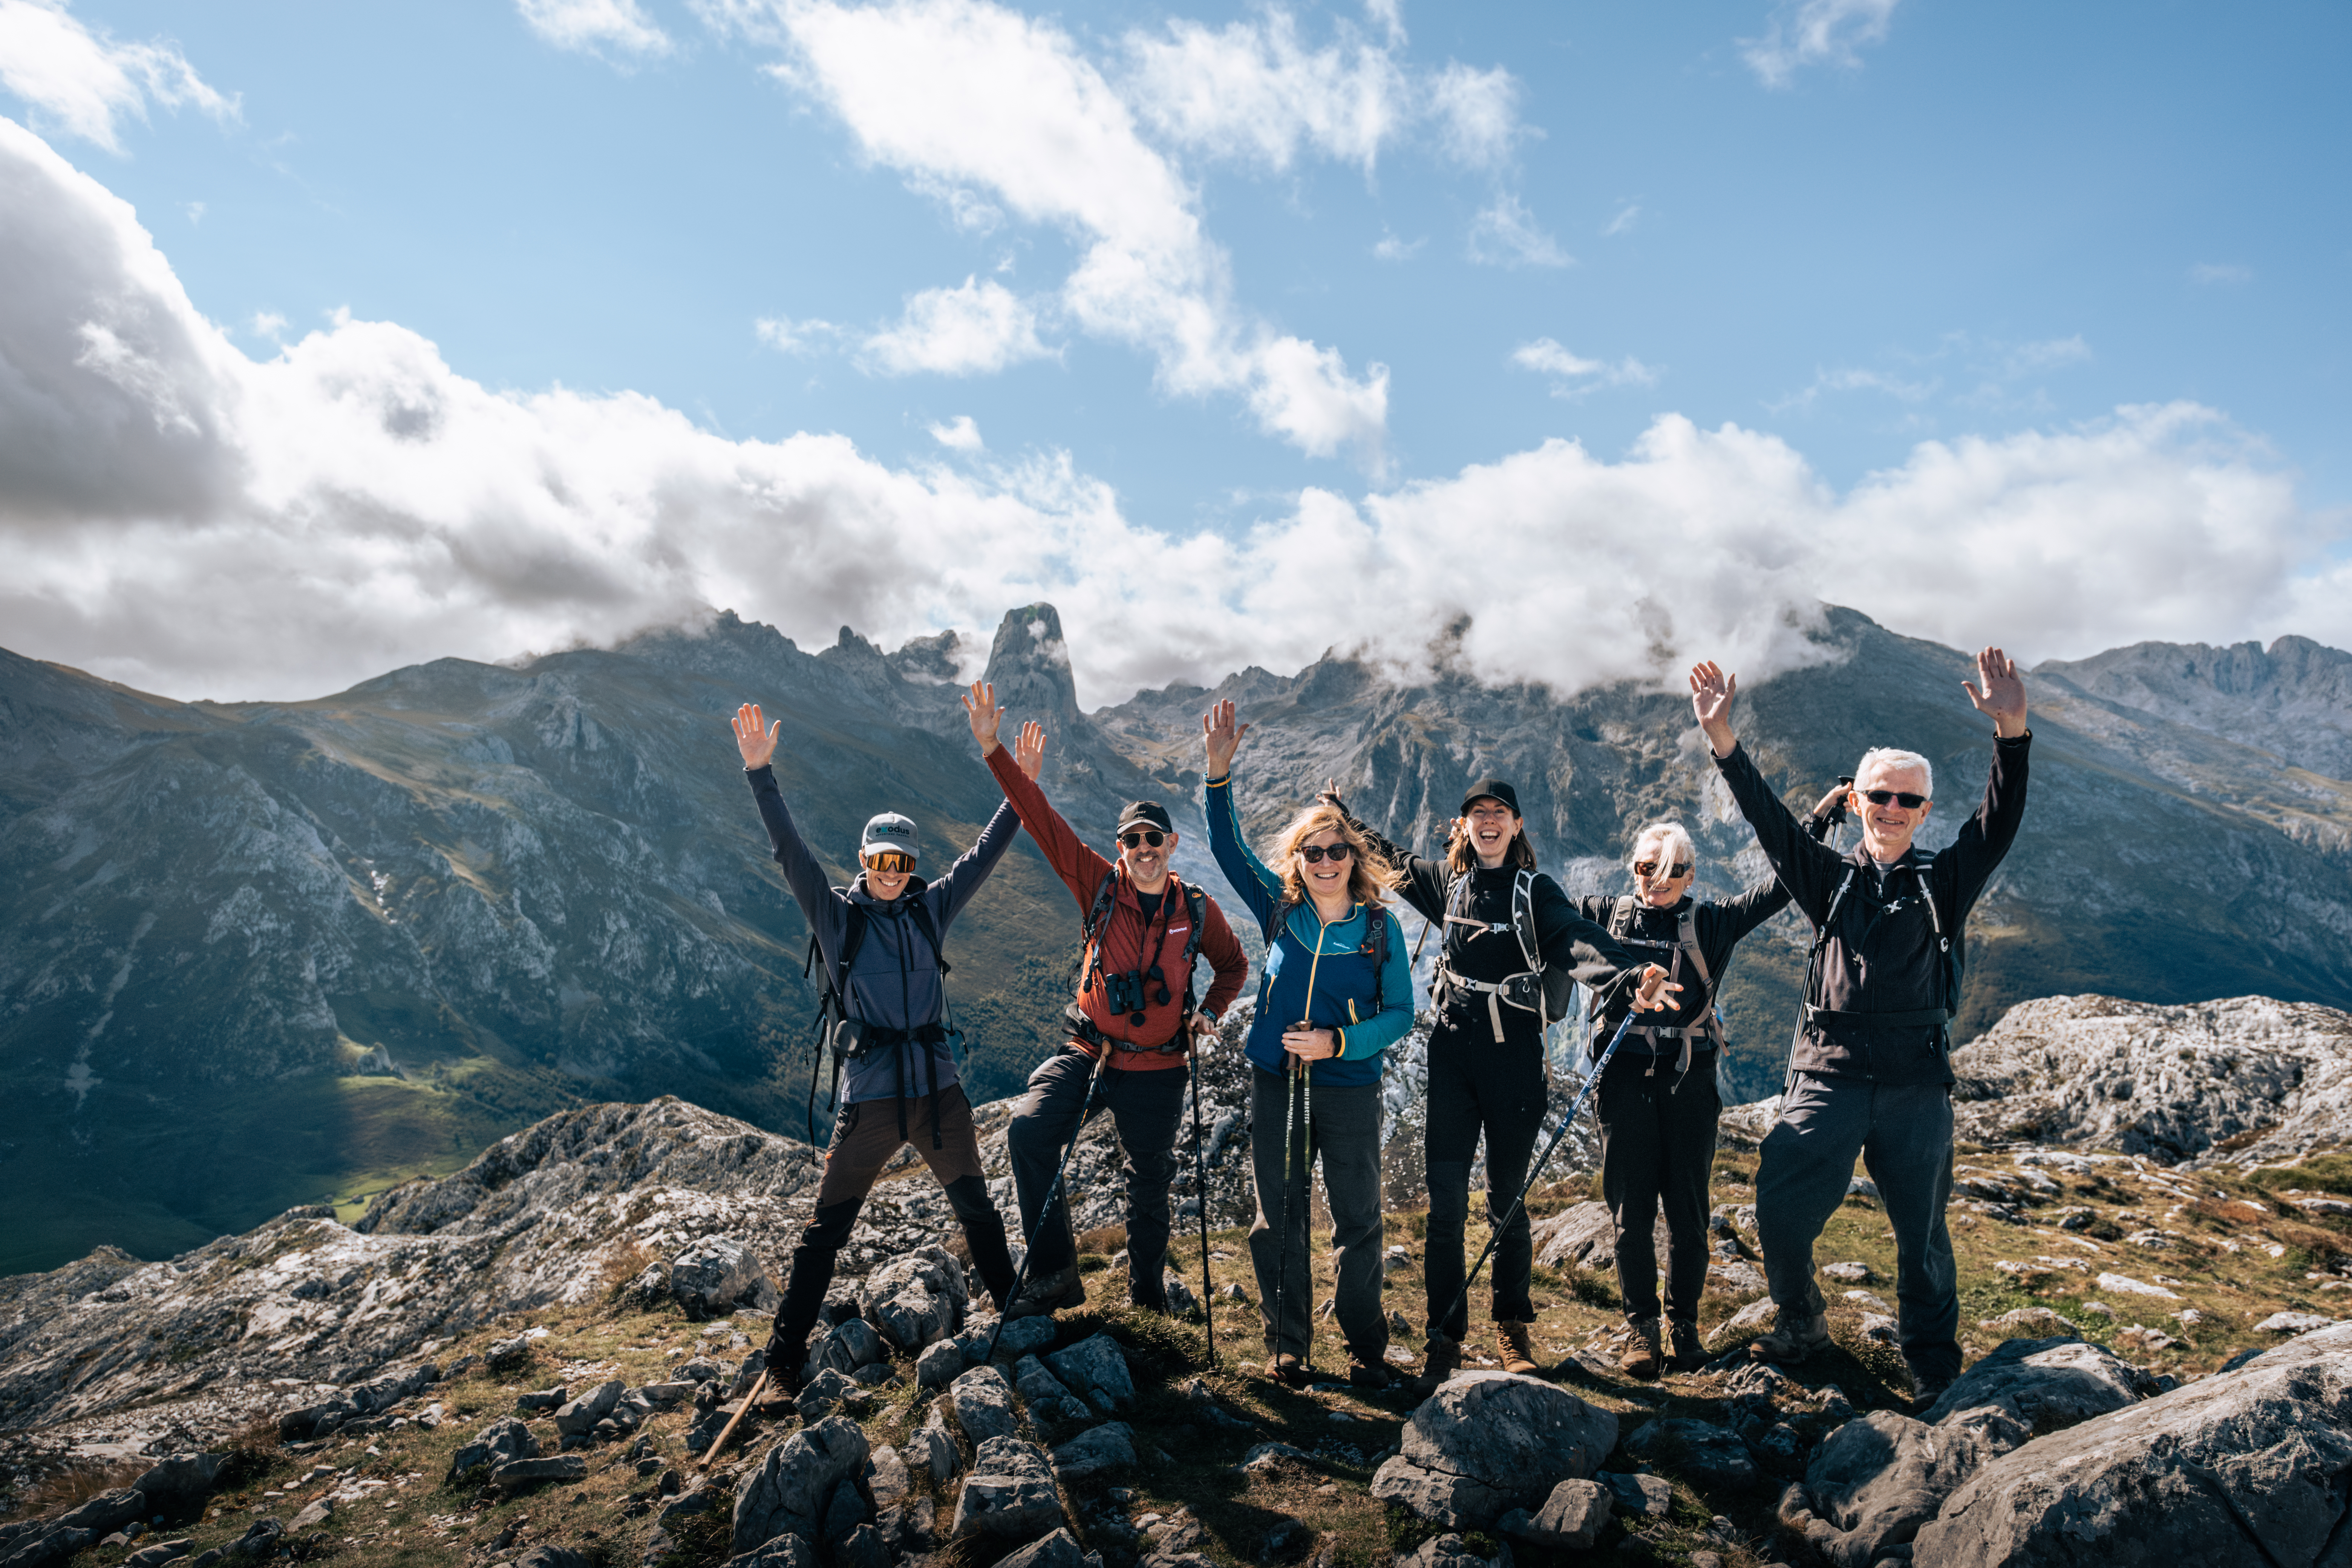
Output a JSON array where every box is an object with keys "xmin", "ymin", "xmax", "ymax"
[
  {"xmin": 1573, "ymin": 802, "xmax": 1839, "ymax": 1379},
  {"xmin": 1202, "ymin": 700, "xmax": 1416, "ymax": 1389}
]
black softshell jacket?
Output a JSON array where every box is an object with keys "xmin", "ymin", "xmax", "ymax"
[{"xmin": 1712, "ymin": 733, "xmax": 2032, "ymax": 1085}]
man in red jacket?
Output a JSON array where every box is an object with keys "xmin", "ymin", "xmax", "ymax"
[{"xmin": 964, "ymin": 682, "xmax": 1250, "ymax": 1317}]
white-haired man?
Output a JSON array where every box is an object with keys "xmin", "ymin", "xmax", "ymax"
[{"xmin": 1688, "ymin": 648, "xmax": 2029, "ymax": 1409}]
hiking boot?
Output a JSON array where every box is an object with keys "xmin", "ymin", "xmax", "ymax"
[
  {"xmin": 1750, "ymin": 1309, "xmax": 1831, "ymax": 1364},
  {"xmin": 758, "ymin": 1336, "xmax": 808, "ymax": 1400},
  {"xmin": 1409, "ymin": 1334, "xmax": 1461, "ymax": 1397},
  {"xmin": 1263, "ymin": 1352, "xmax": 1312, "ymax": 1388},
  {"xmin": 1668, "ymin": 1318, "xmax": 1707, "ymax": 1372},
  {"xmin": 1619, "ymin": 1317, "xmax": 1663, "ymax": 1381},
  {"xmin": 1006, "ymin": 1263, "xmax": 1085, "ymax": 1319},
  {"xmin": 1347, "ymin": 1354, "xmax": 1399, "ymax": 1391},
  {"xmin": 1496, "ymin": 1320, "xmax": 1540, "ymax": 1377},
  {"xmin": 1909, "ymin": 1367, "xmax": 1957, "ymax": 1415}
]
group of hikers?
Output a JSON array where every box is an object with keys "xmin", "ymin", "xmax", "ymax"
[{"xmin": 727, "ymin": 643, "xmax": 2030, "ymax": 1413}]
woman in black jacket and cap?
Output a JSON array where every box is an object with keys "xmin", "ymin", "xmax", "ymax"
[{"xmin": 1338, "ymin": 778, "xmax": 1674, "ymax": 1392}]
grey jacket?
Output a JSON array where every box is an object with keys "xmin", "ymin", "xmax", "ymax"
[{"xmin": 746, "ymin": 765, "xmax": 1020, "ymax": 1102}]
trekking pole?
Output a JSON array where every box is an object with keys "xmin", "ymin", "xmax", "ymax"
[
  {"xmin": 1435, "ymin": 1008, "xmax": 1642, "ymax": 1343},
  {"xmin": 696, "ymin": 1369, "xmax": 767, "ymax": 1468},
  {"xmin": 1188, "ymin": 1027, "xmax": 1218, "ymax": 1367},
  {"xmin": 986, "ymin": 1043, "xmax": 1114, "ymax": 1364},
  {"xmin": 1275, "ymin": 912, "xmax": 1330, "ymax": 1375},
  {"xmin": 1272, "ymin": 1057, "xmax": 1302, "ymax": 1374}
]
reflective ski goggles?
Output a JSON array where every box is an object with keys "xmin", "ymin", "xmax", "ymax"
[
  {"xmin": 1632, "ymin": 860, "xmax": 1691, "ymax": 878},
  {"xmin": 1119, "ymin": 829, "xmax": 1166, "ymax": 848},
  {"xmin": 863, "ymin": 850, "xmax": 916, "ymax": 874},
  {"xmin": 1860, "ymin": 789, "xmax": 1929, "ymax": 809},
  {"xmin": 1296, "ymin": 842, "xmax": 1354, "ymax": 864}
]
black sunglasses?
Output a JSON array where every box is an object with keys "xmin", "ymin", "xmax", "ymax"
[
  {"xmin": 1297, "ymin": 842, "xmax": 1354, "ymax": 864},
  {"xmin": 1632, "ymin": 860, "xmax": 1690, "ymax": 878},
  {"xmin": 1119, "ymin": 829, "xmax": 1166, "ymax": 848},
  {"xmin": 1860, "ymin": 789, "xmax": 1929, "ymax": 809}
]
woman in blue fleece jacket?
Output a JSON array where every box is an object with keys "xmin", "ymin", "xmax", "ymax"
[{"xmin": 1202, "ymin": 699, "xmax": 1415, "ymax": 1389}]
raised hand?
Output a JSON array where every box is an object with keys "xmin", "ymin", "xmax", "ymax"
[
  {"xmin": 1201, "ymin": 698, "xmax": 1251, "ymax": 777},
  {"xmin": 962, "ymin": 680, "xmax": 1006, "ymax": 755},
  {"xmin": 1013, "ymin": 720, "xmax": 1048, "ymax": 780},
  {"xmin": 732, "ymin": 703, "xmax": 781, "ymax": 770},
  {"xmin": 1317, "ymin": 776, "xmax": 1346, "ymax": 812},
  {"xmin": 1962, "ymin": 646, "xmax": 2028, "ymax": 738},
  {"xmin": 1688, "ymin": 661, "xmax": 1738, "ymax": 756}
]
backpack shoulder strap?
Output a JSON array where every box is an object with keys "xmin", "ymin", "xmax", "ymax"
[
  {"xmin": 1177, "ymin": 882, "xmax": 1210, "ymax": 1013},
  {"xmin": 1511, "ymin": 870, "xmax": 1542, "ymax": 974},
  {"xmin": 903, "ymin": 897, "xmax": 951, "ymax": 977},
  {"xmin": 833, "ymin": 896, "xmax": 870, "ymax": 1000},
  {"xmin": 1609, "ymin": 894, "xmax": 1639, "ymax": 939},
  {"xmin": 1367, "ymin": 904, "xmax": 1389, "ymax": 1012}
]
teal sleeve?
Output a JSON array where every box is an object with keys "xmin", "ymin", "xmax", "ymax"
[
  {"xmin": 1202, "ymin": 773, "xmax": 1284, "ymax": 931},
  {"xmin": 1337, "ymin": 905, "xmax": 1418, "ymax": 1060}
]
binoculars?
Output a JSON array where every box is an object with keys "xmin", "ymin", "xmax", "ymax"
[{"xmin": 1103, "ymin": 964, "xmax": 1173, "ymax": 1026}]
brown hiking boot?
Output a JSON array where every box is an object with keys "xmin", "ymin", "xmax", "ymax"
[
  {"xmin": 1347, "ymin": 1354, "xmax": 1399, "ymax": 1391},
  {"xmin": 1668, "ymin": 1317, "xmax": 1707, "ymax": 1372},
  {"xmin": 1409, "ymin": 1334, "xmax": 1461, "ymax": 1397},
  {"xmin": 1619, "ymin": 1317, "xmax": 1663, "ymax": 1381},
  {"xmin": 1263, "ymin": 1352, "xmax": 1312, "ymax": 1388},
  {"xmin": 1750, "ymin": 1308, "xmax": 1830, "ymax": 1364},
  {"xmin": 1496, "ymin": 1320, "xmax": 1540, "ymax": 1377}
]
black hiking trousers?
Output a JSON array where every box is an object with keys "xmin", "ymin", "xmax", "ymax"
[
  {"xmin": 1423, "ymin": 1012, "xmax": 1548, "ymax": 1342},
  {"xmin": 1597, "ymin": 1059, "xmax": 1721, "ymax": 1324}
]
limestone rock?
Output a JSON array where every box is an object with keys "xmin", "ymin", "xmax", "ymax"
[
  {"xmin": 917, "ymin": 1339, "xmax": 964, "ymax": 1389},
  {"xmin": 1948, "ymin": 994, "xmax": 2352, "ymax": 1166},
  {"xmin": 865, "ymin": 1445, "xmax": 910, "ymax": 1507},
  {"xmin": 1496, "ymin": 1478, "xmax": 1613, "ymax": 1550},
  {"xmin": 670, "ymin": 1236, "xmax": 772, "ymax": 1318},
  {"xmin": 726, "ymin": 1537, "xmax": 816, "ymax": 1568},
  {"xmin": 1375, "ymin": 1373, "xmax": 1617, "ymax": 1529},
  {"xmin": 951, "ymin": 1365, "xmax": 1019, "ymax": 1444},
  {"xmin": 1395, "ymin": 1535, "xmax": 1507, "ymax": 1568},
  {"xmin": 731, "ymin": 1414, "xmax": 871, "ymax": 1559},
  {"xmin": 1917, "ymin": 1336, "xmax": 2143, "ymax": 1430},
  {"xmin": 493, "ymin": 1455, "xmax": 586, "ymax": 1485},
  {"xmin": 994, "ymin": 1526, "xmax": 1088, "ymax": 1568},
  {"xmin": 1793, "ymin": 1410, "xmax": 2023, "ymax": 1568},
  {"xmin": 1044, "ymin": 1333, "xmax": 1136, "ymax": 1412},
  {"xmin": 952, "ymin": 1436, "xmax": 1066, "ymax": 1541},
  {"xmin": 1625, "ymin": 1418, "xmax": 1758, "ymax": 1488},
  {"xmin": 1917, "ymin": 1320, "xmax": 2352, "ymax": 1564},
  {"xmin": 131, "ymin": 1453, "xmax": 223, "ymax": 1515},
  {"xmin": 448, "ymin": 1416, "xmax": 537, "ymax": 1481},
  {"xmin": 862, "ymin": 1247, "xmax": 970, "ymax": 1353},
  {"xmin": 1052, "ymin": 1421, "xmax": 1136, "ymax": 1479},
  {"xmin": 553, "ymin": 1378, "xmax": 625, "ymax": 1438}
]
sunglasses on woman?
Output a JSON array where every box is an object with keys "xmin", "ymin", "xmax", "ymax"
[
  {"xmin": 864, "ymin": 851, "xmax": 915, "ymax": 874},
  {"xmin": 1297, "ymin": 842, "xmax": 1354, "ymax": 864},
  {"xmin": 1633, "ymin": 860, "xmax": 1691, "ymax": 878},
  {"xmin": 1119, "ymin": 829, "xmax": 1166, "ymax": 848},
  {"xmin": 1860, "ymin": 789, "xmax": 1929, "ymax": 808}
]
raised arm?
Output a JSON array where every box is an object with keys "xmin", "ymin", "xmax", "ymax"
[
  {"xmin": 967, "ymin": 680, "xmax": 1112, "ymax": 910},
  {"xmin": 1200, "ymin": 701, "xmax": 1284, "ymax": 929},
  {"xmin": 1531, "ymin": 878, "xmax": 1678, "ymax": 1011},
  {"xmin": 733, "ymin": 701, "xmax": 845, "ymax": 945},
  {"xmin": 1322, "ymin": 785, "xmax": 1449, "ymax": 924},
  {"xmin": 925, "ymin": 799, "xmax": 1023, "ymax": 929}
]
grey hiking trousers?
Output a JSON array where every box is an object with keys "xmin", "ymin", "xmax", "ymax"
[
  {"xmin": 1248, "ymin": 1067, "xmax": 1385, "ymax": 1363},
  {"xmin": 1756, "ymin": 1073, "xmax": 1960, "ymax": 1385}
]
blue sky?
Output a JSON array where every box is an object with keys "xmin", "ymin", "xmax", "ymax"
[{"xmin": 2, "ymin": 0, "xmax": 2348, "ymax": 703}]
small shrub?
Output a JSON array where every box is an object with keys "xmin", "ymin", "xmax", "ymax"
[
  {"xmin": 2249, "ymin": 1155, "xmax": 2352, "ymax": 1199},
  {"xmin": 1076, "ymin": 1225, "xmax": 1128, "ymax": 1255},
  {"xmin": 17, "ymin": 1459, "xmax": 145, "ymax": 1519},
  {"xmin": 602, "ymin": 1238, "xmax": 658, "ymax": 1298}
]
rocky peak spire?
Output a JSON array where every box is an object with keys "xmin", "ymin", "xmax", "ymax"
[{"xmin": 982, "ymin": 603, "xmax": 1080, "ymax": 726}]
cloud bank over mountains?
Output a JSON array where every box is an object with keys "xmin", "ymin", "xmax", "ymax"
[{"xmin": 1, "ymin": 108, "xmax": 2344, "ymax": 710}]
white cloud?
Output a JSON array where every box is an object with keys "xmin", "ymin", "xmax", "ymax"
[
  {"xmin": 1512, "ymin": 338, "xmax": 1659, "ymax": 394},
  {"xmin": 515, "ymin": 0, "xmax": 672, "ymax": 57},
  {"xmin": 5, "ymin": 116, "xmax": 2342, "ymax": 715},
  {"xmin": 754, "ymin": 314, "xmax": 841, "ymax": 354},
  {"xmin": 2190, "ymin": 262, "xmax": 2253, "ymax": 286},
  {"xmin": 1372, "ymin": 231, "xmax": 1423, "ymax": 262},
  {"xmin": 1603, "ymin": 202, "xmax": 1640, "ymax": 237},
  {"xmin": 722, "ymin": 0, "xmax": 1389, "ymax": 457},
  {"xmin": 249, "ymin": 310, "xmax": 286, "ymax": 340},
  {"xmin": 1742, "ymin": 0, "xmax": 1900, "ymax": 89},
  {"xmin": 1119, "ymin": 8, "xmax": 1521, "ymax": 175},
  {"xmin": 1468, "ymin": 195, "xmax": 1570, "ymax": 268},
  {"xmin": 862, "ymin": 276, "xmax": 1050, "ymax": 377},
  {"xmin": 928, "ymin": 414, "xmax": 982, "ymax": 450},
  {"xmin": 0, "ymin": 0, "xmax": 237, "ymax": 153}
]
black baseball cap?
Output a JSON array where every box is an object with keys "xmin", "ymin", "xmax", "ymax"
[
  {"xmin": 1116, "ymin": 801, "xmax": 1174, "ymax": 835},
  {"xmin": 1460, "ymin": 779, "xmax": 1522, "ymax": 817}
]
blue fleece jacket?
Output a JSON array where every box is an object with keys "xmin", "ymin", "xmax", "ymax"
[{"xmin": 1204, "ymin": 772, "xmax": 1414, "ymax": 1087}]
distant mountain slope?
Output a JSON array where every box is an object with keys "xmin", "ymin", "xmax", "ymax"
[
  {"xmin": 8, "ymin": 606, "xmax": 2352, "ymax": 1274},
  {"xmin": 0, "ymin": 608, "xmax": 1143, "ymax": 1272},
  {"xmin": 2038, "ymin": 635, "xmax": 2352, "ymax": 781}
]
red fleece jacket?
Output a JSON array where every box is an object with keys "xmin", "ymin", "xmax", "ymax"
[{"xmin": 986, "ymin": 746, "xmax": 1248, "ymax": 1066}]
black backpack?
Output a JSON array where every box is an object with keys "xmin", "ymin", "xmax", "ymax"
[
  {"xmin": 1437, "ymin": 867, "xmax": 1576, "ymax": 1029},
  {"xmin": 802, "ymin": 891, "xmax": 957, "ymax": 1143}
]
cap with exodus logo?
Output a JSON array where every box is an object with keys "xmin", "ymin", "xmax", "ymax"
[
  {"xmin": 1459, "ymin": 778, "xmax": 1522, "ymax": 817},
  {"xmin": 860, "ymin": 812, "xmax": 920, "ymax": 863},
  {"xmin": 1116, "ymin": 801, "xmax": 1174, "ymax": 835}
]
